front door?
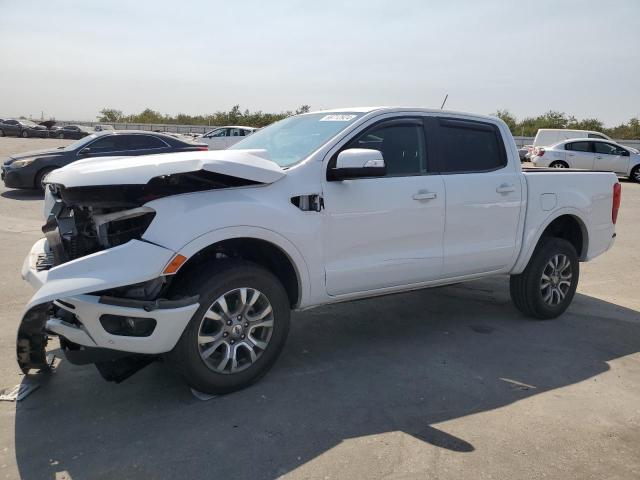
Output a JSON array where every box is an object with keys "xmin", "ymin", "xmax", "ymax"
[
  {"xmin": 203, "ymin": 128, "xmax": 229, "ymax": 150},
  {"xmin": 433, "ymin": 118, "xmax": 523, "ymax": 277},
  {"xmin": 323, "ymin": 118, "xmax": 445, "ymax": 296},
  {"xmin": 594, "ymin": 142, "xmax": 630, "ymax": 174}
]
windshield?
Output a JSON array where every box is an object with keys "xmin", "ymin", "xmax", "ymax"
[
  {"xmin": 62, "ymin": 134, "xmax": 99, "ymax": 151},
  {"xmin": 229, "ymin": 112, "xmax": 364, "ymax": 167}
]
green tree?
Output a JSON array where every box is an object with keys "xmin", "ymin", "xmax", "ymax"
[
  {"xmin": 491, "ymin": 109, "xmax": 517, "ymax": 134},
  {"xmin": 97, "ymin": 108, "xmax": 123, "ymax": 122}
]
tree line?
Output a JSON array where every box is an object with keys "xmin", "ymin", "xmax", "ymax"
[
  {"xmin": 97, "ymin": 105, "xmax": 310, "ymax": 128},
  {"xmin": 492, "ymin": 110, "xmax": 640, "ymax": 140},
  {"xmin": 97, "ymin": 105, "xmax": 640, "ymax": 140}
]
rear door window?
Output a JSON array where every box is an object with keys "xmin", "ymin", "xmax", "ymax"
[
  {"xmin": 128, "ymin": 135, "xmax": 167, "ymax": 150},
  {"xmin": 436, "ymin": 119, "xmax": 506, "ymax": 173},
  {"xmin": 565, "ymin": 141, "xmax": 592, "ymax": 152},
  {"xmin": 87, "ymin": 135, "xmax": 130, "ymax": 153}
]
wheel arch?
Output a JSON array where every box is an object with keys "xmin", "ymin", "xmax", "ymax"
[
  {"xmin": 169, "ymin": 227, "xmax": 310, "ymax": 309},
  {"xmin": 512, "ymin": 210, "xmax": 589, "ymax": 274}
]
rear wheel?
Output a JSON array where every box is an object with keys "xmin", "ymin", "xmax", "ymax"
[
  {"xmin": 169, "ymin": 260, "xmax": 290, "ymax": 394},
  {"xmin": 57, "ymin": 132, "xmax": 64, "ymax": 139},
  {"xmin": 549, "ymin": 161, "xmax": 569, "ymax": 169},
  {"xmin": 630, "ymin": 166, "xmax": 640, "ymax": 183},
  {"xmin": 510, "ymin": 238, "xmax": 579, "ymax": 319},
  {"xmin": 21, "ymin": 130, "xmax": 29, "ymax": 138},
  {"xmin": 0, "ymin": 129, "xmax": 4, "ymax": 137}
]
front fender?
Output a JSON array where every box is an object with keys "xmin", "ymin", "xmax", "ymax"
[{"xmin": 175, "ymin": 225, "xmax": 311, "ymax": 308}]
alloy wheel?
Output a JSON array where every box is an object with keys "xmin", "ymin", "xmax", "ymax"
[
  {"xmin": 197, "ymin": 287, "xmax": 274, "ymax": 374},
  {"xmin": 540, "ymin": 254, "xmax": 572, "ymax": 306}
]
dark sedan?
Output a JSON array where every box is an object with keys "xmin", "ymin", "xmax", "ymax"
[
  {"xmin": 1, "ymin": 131, "xmax": 208, "ymax": 190},
  {"xmin": 55, "ymin": 125, "xmax": 94, "ymax": 139},
  {"xmin": 0, "ymin": 119, "xmax": 48, "ymax": 138}
]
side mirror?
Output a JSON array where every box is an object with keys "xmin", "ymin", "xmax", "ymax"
[
  {"xmin": 621, "ymin": 150, "xmax": 630, "ymax": 157},
  {"xmin": 79, "ymin": 148, "xmax": 91, "ymax": 156},
  {"xmin": 329, "ymin": 148, "xmax": 386, "ymax": 181}
]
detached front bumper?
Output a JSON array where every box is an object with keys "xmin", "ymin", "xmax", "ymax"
[{"xmin": 17, "ymin": 237, "xmax": 198, "ymax": 372}]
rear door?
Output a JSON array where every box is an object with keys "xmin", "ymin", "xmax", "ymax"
[
  {"xmin": 434, "ymin": 117, "xmax": 523, "ymax": 277},
  {"xmin": 4, "ymin": 120, "xmax": 19, "ymax": 136},
  {"xmin": 565, "ymin": 141, "xmax": 595, "ymax": 169},
  {"xmin": 593, "ymin": 142, "xmax": 630, "ymax": 174}
]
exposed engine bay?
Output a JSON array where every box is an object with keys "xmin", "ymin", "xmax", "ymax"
[{"xmin": 42, "ymin": 170, "xmax": 259, "ymax": 267}]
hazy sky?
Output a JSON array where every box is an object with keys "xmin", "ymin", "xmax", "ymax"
[{"xmin": 1, "ymin": 0, "xmax": 638, "ymax": 125}]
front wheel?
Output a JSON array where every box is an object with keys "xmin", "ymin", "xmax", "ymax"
[
  {"xmin": 35, "ymin": 167, "xmax": 56, "ymax": 192},
  {"xmin": 630, "ymin": 166, "xmax": 640, "ymax": 183},
  {"xmin": 510, "ymin": 238, "xmax": 579, "ymax": 319},
  {"xmin": 169, "ymin": 260, "xmax": 290, "ymax": 394},
  {"xmin": 21, "ymin": 130, "xmax": 29, "ymax": 138}
]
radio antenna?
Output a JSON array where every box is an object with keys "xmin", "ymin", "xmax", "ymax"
[{"xmin": 440, "ymin": 94, "xmax": 449, "ymax": 110}]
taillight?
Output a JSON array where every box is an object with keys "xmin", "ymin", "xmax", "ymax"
[
  {"xmin": 612, "ymin": 182, "xmax": 621, "ymax": 224},
  {"xmin": 197, "ymin": 146, "xmax": 208, "ymax": 151}
]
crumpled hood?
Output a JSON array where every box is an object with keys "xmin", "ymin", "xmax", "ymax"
[{"xmin": 46, "ymin": 149, "xmax": 285, "ymax": 187}]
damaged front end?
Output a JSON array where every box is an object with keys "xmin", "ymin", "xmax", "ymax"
[
  {"xmin": 17, "ymin": 150, "xmax": 285, "ymax": 383},
  {"xmin": 18, "ymin": 174, "xmax": 250, "ymax": 381}
]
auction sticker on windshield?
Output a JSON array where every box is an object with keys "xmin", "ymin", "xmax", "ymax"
[{"xmin": 319, "ymin": 114, "xmax": 358, "ymax": 122}]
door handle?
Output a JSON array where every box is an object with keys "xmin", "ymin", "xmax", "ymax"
[
  {"xmin": 568, "ymin": 153, "xmax": 575, "ymax": 157},
  {"xmin": 496, "ymin": 184, "xmax": 515, "ymax": 194},
  {"xmin": 413, "ymin": 191, "xmax": 437, "ymax": 201},
  {"xmin": 595, "ymin": 156, "xmax": 602, "ymax": 159}
]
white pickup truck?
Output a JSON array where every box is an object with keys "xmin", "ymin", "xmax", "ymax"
[{"xmin": 17, "ymin": 107, "xmax": 621, "ymax": 394}]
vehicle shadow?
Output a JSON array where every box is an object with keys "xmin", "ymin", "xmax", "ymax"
[
  {"xmin": 0, "ymin": 189, "xmax": 43, "ymax": 201},
  {"xmin": 13, "ymin": 277, "xmax": 640, "ymax": 479}
]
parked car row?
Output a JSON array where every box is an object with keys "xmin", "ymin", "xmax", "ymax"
[
  {"xmin": 0, "ymin": 119, "xmax": 95, "ymax": 139},
  {"xmin": 0, "ymin": 119, "xmax": 49, "ymax": 138}
]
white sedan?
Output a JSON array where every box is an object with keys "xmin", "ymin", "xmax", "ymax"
[
  {"xmin": 200, "ymin": 126, "xmax": 257, "ymax": 150},
  {"xmin": 532, "ymin": 138, "xmax": 640, "ymax": 182}
]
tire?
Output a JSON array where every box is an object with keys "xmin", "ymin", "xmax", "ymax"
[
  {"xmin": 510, "ymin": 238, "xmax": 579, "ymax": 319},
  {"xmin": 549, "ymin": 161, "xmax": 569, "ymax": 169},
  {"xmin": 169, "ymin": 259, "xmax": 290, "ymax": 394},
  {"xmin": 58, "ymin": 133, "xmax": 64, "ymax": 139},
  {"xmin": 35, "ymin": 167, "xmax": 56, "ymax": 192},
  {"xmin": 21, "ymin": 130, "xmax": 29, "ymax": 138},
  {"xmin": 0, "ymin": 130, "xmax": 4, "ymax": 137},
  {"xmin": 630, "ymin": 165, "xmax": 640, "ymax": 183}
]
